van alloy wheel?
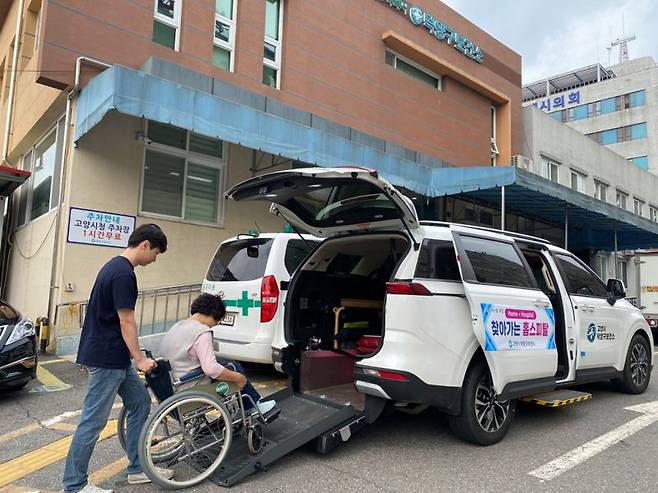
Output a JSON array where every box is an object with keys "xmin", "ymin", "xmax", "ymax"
[
  {"xmin": 474, "ymin": 373, "xmax": 510, "ymax": 433},
  {"xmin": 630, "ymin": 341, "xmax": 649, "ymax": 386}
]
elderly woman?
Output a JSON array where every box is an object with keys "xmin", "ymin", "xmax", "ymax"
[{"xmin": 159, "ymin": 293, "xmax": 276, "ymax": 415}]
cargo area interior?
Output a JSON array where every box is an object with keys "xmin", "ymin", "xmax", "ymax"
[{"xmin": 287, "ymin": 234, "xmax": 409, "ymax": 410}]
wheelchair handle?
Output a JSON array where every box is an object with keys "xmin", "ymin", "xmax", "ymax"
[{"xmin": 141, "ymin": 348, "xmax": 154, "ymax": 360}]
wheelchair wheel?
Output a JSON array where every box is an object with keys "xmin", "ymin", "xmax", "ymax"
[
  {"xmin": 138, "ymin": 390, "xmax": 233, "ymax": 489},
  {"xmin": 117, "ymin": 406, "xmax": 128, "ymax": 452},
  {"xmin": 247, "ymin": 423, "xmax": 264, "ymax": 455},
  {"xmin": 118, "ymin": 404, "xmax": 180, "ymax": 461}
]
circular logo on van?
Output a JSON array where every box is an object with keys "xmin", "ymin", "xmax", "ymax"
[{"xmin": 587, "ymin": 324, "xmax": 597, "ymax": 343}]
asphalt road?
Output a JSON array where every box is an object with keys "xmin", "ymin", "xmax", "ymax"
[{"xmin": 2, "ymin": 353, "xmax": 658, "ymax": 493}]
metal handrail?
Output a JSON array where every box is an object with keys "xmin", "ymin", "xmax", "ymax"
[{"xmin": 55, "ymin": 282, "xmax": 202, "ymax": 336}]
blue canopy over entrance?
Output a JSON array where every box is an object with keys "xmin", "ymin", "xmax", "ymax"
[{"xmin": 74, "ymin": 65, "xmax": 658, "ymax": 252}]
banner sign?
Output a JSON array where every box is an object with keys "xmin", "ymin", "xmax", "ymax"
[
  {"xmin": 480, "ymin": 303, "xmax": 556, "ymax": 351},
  {"xmin": 67, "ymin": 207, "xmax": 135, "ymax": 248}
]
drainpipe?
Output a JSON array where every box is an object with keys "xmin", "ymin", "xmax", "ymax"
[
  {"xmin": 1, "ymin": 0, "xmax": 26, "ymax": 164},
  {"xmin": 46, "ymin": 57, "xmax": 111, "ymax": 347}
]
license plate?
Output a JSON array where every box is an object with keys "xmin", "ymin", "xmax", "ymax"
[{"xmin": 219, "ymin": 313, "xmax": 236, "ymax": 326}]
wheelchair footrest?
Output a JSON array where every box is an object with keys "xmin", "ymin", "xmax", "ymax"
[{"xmin": 263, "ymin": 406, "xmax": 281, "ymax": 424}]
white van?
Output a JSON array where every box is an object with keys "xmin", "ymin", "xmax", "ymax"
[
  {"xmin": 226, "ymin": 167, "xmax": 654, "ymax": 445},
  {"xmin": 202, "ymin": 233, "xmax": 319, "ymax": 364}
]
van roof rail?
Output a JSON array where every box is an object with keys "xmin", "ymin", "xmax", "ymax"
[{"xmin": 419, "ymin": 221, "xmax": 553, "ymax": 246}]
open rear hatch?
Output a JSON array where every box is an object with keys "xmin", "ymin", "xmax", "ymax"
[{"xmin": 225, "ymin": 167, "xmax": 419, "ymax": 240}]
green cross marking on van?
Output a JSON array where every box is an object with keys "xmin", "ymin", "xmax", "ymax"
[{"xmin": 224, "ymin": 291, "xmax": 261, "ymax": 316}]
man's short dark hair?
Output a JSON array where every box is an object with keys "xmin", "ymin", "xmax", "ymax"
[
  {"xmin": 190, "ymin": 293, "xmax": 226, "ymax": 321},
  {"xmin": 128, "ymin": 223, "xmax": 168, "ymax": 253}
]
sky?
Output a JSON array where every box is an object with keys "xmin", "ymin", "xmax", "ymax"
[{"xmin": 440, "ymin": 0, "xmax": 658, "ymax": 84}]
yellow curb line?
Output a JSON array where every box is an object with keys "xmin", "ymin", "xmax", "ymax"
[
  {"xmin": 38, "ymin": 359, "xmax": 66, "ymax": 366},
  {"xmin": 32, "ymin": 366, "xmax": 72, "ymax": 393},
  {"xmin": 89, "ymin": 458, "xmax": 128, "ymax": 485},
  {"xmin": 0, "ymin": 420, "xmax": 117, "ymax": 487}
]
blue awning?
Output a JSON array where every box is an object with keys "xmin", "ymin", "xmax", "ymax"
[
  {"xmin": 434, "ymin": 167, "xmax": 658, "ymax": 251},
  {"xmin": 74, "ymin": 65, "xmax": 658, "ymax": 251}
]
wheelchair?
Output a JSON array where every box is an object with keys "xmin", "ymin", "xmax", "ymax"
[{"xmin": 117, "ymin": 351, "xmax": 279, "ymax": 489}]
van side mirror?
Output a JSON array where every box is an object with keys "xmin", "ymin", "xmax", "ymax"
[{"xmin": 606, "ymin": 278, "xmax": 626, "ymax": 305}]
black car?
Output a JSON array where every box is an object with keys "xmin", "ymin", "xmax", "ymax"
[{"xmin": 0, "ymin": 300, "xmax": 37, "ymax": 390}]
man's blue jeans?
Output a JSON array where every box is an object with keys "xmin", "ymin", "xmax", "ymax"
[{"xmin": 63, "ymin": 366, "xmax": 150, "ymax": 493}]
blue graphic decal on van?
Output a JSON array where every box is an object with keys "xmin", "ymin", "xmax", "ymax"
[{"xmin": 480, "ymin": 303, "xmax": 498, "ymax": 351}]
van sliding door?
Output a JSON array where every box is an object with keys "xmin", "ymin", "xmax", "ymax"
[{"xmin": 452, "ymin": 231, "xmax": 558, "ymax": 398}]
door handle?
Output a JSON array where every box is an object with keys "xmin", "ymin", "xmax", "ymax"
[
  {"xmin": 581, "ymin": 304, "xmax": 595, "ymax": 312},
  {"xmin": 533, "ymin": 299, "xmax": 550, "ymax": 308}
]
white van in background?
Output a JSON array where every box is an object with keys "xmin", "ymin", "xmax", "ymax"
[{"xmin": 202, "ymin": 233, "xmax": 320, "ymax": 364}]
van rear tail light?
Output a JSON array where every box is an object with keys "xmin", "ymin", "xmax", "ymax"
[
  {"xmin": 385, "ymin": 282, "xmax": 432, "ymax": 296},
  {"xmin": 260, "ymin": 275, "xmax": 279, "ymax": 323},
  {"xmin": 363, "ymin": 368, "xmax": 409, "ymax": 381}
]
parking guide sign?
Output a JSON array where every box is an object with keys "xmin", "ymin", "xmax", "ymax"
[{"xmin": 67, "ymin": 207, "xmax": 135, "ymax": 248}]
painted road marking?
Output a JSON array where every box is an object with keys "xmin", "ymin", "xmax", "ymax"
[
  {"xmin": 38, "ymin": 359, "xmax": 66, "ymax": 366},
  {"xmin": 0, "ymin": 404, "xmax": 122, "ymax": 445},
  {"xmin": 0, "ymin": 420, "xmax": 118, "ymax": 487},
  {"xmin": 89, "ymin": 457, "xmax": 129, "ymax": 485},
  {"xmin": 529, "ymin": 401, "xmax": 658, "ymax": 481},
  {"xmin": 30, "ymin": 366, "xmax": 72, "ymax": 393}
]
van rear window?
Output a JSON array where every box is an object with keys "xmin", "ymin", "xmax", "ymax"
[
  {"xmin": 414, "ymin": 239, "xmax": 460, "ymax": 281},
  {"xmin": 206, "ymin": 238, "xmax": 273, "ymax": 282}
]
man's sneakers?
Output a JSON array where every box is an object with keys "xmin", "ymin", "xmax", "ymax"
[
  {"xmin": 256, "ymin": 399, "xmax": 276, "ymax": 415},
  {"xmin": 127, "ymin": 467, "xmax": 174, "ymax": 484},
  {"xmin": 79, "ymin": 484, "xmax": 113, "ymax": 493}
]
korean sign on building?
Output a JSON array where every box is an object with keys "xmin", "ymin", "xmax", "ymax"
[
  {"xmin": 376, "ymin": 0, "xmax": 484, "ymax": 63},
  {"xmin": 67, "ymin": 207, "xmax": 135, "ymax": 248},
  {"xmin": 525, "ymin": 90, "xmax": 581, "ymax": 112}
]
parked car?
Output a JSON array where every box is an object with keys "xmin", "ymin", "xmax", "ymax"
[
  {"xmin": 0, "ymin": 300, "xmax": 37, "ymax": 390},
  {"xmin": 202, "ymin": 232, "xmax": 320, "ymax": 364},
  {"xmin": 226, "ymin": 166, "xmax": 654, "ymax": 445}
]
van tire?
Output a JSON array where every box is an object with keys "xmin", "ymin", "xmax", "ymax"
[
  {"xmin": 614, "ymin": 333, "xmax": 651, "ymax": 394},
  {"xmin": 448, "ymin": 361, "xmax": 516, "ymax": 446}
]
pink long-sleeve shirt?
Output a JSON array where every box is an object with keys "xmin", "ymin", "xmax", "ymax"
[{"xmin": 188, "ymin": 331, "xmax": 225, "ymax": 379}]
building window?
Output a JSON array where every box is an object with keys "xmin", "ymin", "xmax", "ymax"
[
  {"xmin": 543, "ymin": 158, "xmax": 559, "ymax": 183},
  {"xmin": 625, "ymin": 90, "xmax": 645, "ymax": 109},
  {"xmin": 597, "ymin": 254, "xmax": 608, "ymax": 281},
  {"xmin": 617, "ymin": 258, "xmax": 628, "ymax": 285},
  {"xmin": 263, "ymin": 0, "xmax": 283, "ymax": 88},
  {"xmin": 141, "ymin": 120, "xmax": 227, "ymax": 225},
  {"xmin": 650, "ymin": 206, "xmax": 657, "ymax": 222},
  {"xmin": 547, "ymin": 89, "xmax": 646, "ymax": 123},
  {"xmin": 17, "ymin": 118, "xmax": 65, "ymax": 226},
  {"xmin": 634, "ymin": 198, "xmax": 644, "ymax": 217},
  {"xmin": 385, "ymin": 51, "xmax": 441, "ymax": 90},
  {"xmin": 594, "ymin": 180, "xmax": 607, "ymax": 202},
  {"xmin": 213, "ymin": 0, "xmax": 237, "ymax": 71},
  {"xmin": 570, "ymin": 170, "xmax": 585, "ymax": 193},
  {"xmin": 616, "ymin": 190, "xmax": 628, "ymax": 210},
  {"xmin": 587, "ymin": 122, "xmax": 647, "ymax": 145},
  {"xmin": 628, "ymin": 155, "xmax": 649, "ymax": 171},
  {"xmin": 153, "ymin": 0, "xmax": 182, "ymax": 50}
]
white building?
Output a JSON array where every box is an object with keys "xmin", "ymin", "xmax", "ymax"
[{"xmin": 522, "ymin": 57, "xmax": 658, "ymax": 177}]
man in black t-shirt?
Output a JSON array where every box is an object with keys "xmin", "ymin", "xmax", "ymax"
[{"xmin": 63, "ymin": 224, "xmax": 169, "ymax": 493}]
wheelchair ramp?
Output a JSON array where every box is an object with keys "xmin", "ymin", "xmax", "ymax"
[{"xmin": 209, "ymin": 387, "xmax": 362, "ymax": 487}]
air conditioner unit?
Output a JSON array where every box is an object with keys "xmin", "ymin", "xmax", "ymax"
[{"xmin": 511, "ymin": 155, "xmax": 533, "ymax": 170}]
